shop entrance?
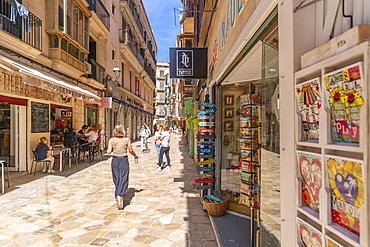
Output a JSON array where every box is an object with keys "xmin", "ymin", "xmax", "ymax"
[
  {"xmin": 220, "ymin": 39, "xmax": 280, "ymax": 244},
  {"xmin": 0, "ymin": 97, "xmax": 27, "ymax": 171}
]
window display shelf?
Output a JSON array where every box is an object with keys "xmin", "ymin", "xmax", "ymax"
[
  {"xmin": 296, "ymin": 141, "xmax": 321, "ymax": 148},
  {"xmin": 323, "ymin": 144, "xmax": 363, "ymax": 153},
  {"xmin": 297, "ymin": 206, "xmax": 320, "ymax": 224},
  {"xmin": 325, "ymin": 224, "xmax": 360, "ymax": 247}
]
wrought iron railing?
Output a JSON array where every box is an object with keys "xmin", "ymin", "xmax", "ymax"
[
  {"xmin": 144, "ymin": 61, "xmax": 155, "ymax": 84},
  {"xmin": 86, "ymin": 0, "xmax": 110, "ymax": 31},
  {"xmin": 119, "ymin": 28, "xmax": 144, "ymax": 68},
  {"xmin": 0, "ymin": 0, "xmax": 42, "ymax": 50},
  {"xmin": 87, "ymin": 58, "xmax": 105, "ymax": 83}
]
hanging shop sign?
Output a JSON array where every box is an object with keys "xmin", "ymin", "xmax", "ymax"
[
  {"xmin": 198, "ymin": 128, "xmax": 215, "ymax": 133},
  {"xmin": 169, "ymin": 48, "xmax": 208, "ymax": 79},
  {"xmin": 135, "ymin": 80, "xmax": 140, "ymax": 96},
  {"xmin": 195, "ymin": 179, "xmax": 215, "ymax": 184},
  {"xmin": 198, "ymin": 101, "xmax": 216, "ymax": 108},
  {"xmin": 196, "ymin": 159, "xmax": 216, "ymax": 166},
  {"xmin": 197, "ymin": 148, "xmax": 215, "ymax": 154},
  {"xmin": 197, "ymin": 134, "xmax": 216, "ymax": 140},
  {"xmin": 198, "ymin": 154, "xmax": 215, "ymax": 159},
  {"xmin": 199, "ymin": 122, "xmax": 215, "ymax": 127},
  {"xmin": 198, "ymin": 115, "xmax": 215, "ymax": 119},
  {"xmin": 196, "ymin": 185, "xmax": 214, "ymax": 190},
  {"xmin": 197, "ymin": 166, "xmax": 215, "ymax": 172},
  {"xmin": 198, "ymin": 141, "xmax": 215, "ymax": 146},
  {"xmin": 198, "ymin": 108, "xmax": 216, "ymax": 115}
]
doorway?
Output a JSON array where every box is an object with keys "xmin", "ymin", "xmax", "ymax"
[{"xmin": 0, "ymin": 102, "xmax": 27, "ymax": 171}]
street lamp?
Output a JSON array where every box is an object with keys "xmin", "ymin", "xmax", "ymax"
[{"xmin": 113, "ymin": 66, "xmax": 121, "ymax": 81}]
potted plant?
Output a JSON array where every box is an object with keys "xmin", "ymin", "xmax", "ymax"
[
  {"xmin": 185, "ymin": 113, "xmax": 202, "ymax": 136},
  {"xmin": 119, "ymin": 36, "xmax": 125, "ymax": 43}
]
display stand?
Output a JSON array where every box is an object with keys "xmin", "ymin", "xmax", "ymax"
[
  {"xmin": 196, "ymin": 94, "xmax": 216, "ymax": 198},
  {"xmin": 238, "ymin": 82, "xmax": 261, "ymax": 247}
]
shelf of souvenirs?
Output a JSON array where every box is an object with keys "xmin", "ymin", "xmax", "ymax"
[{"xmin": 296, "ymin": 141, "xmax": 363, "ymax": 153}]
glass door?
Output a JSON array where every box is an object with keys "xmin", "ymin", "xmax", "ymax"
[
  {"xmin": 0, "ymin": 103, "xmax": 27, "ymax": 171},
  {"xmin": 259, "ymin": 41, "xmax": 280, "ymax": 246}
]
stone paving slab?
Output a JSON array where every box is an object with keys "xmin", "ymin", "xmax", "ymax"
[{"xmin": 0, "ymin": 136, "xmax": 217, "ymax": 247}]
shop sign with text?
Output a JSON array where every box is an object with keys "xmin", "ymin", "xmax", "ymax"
[{"xmin": 169, "ymin": 48, "xmax": 207, "ymax": 79}]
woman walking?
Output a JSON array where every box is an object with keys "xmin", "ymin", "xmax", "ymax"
[
  {"xmin": 154, "ymin": 124, "xmax": 162, "ymax": 165},
  {"xmin": 107, "ymin": 125, "xmax": 140, "ymax": 209},
  {"xmin": 157, "ymin": 125, "xmax": 171, "ymax": 173}
]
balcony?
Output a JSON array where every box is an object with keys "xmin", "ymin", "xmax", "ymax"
[
  {"xmin": 120, "ymin": 0, "xmax": 156, "ymax": 64},
  {"xmin": 86, "ymin": 0, "xmax": 110, "ymax": 31},
  {"xmin": 0, "ymin": 0, "xmax": 42, "ymax": 51},
  {"xmin": 144, "ymin": 62, "xmax": 155, "ymax": 84},
  {"xmin": 86, "ymin": 58, "xmax": 105, "ymax": 84},
  {"xmin": 120, "ymin": 28, "xmax": 144, "ymax": 67}
]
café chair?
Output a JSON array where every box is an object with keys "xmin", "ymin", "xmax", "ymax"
[
  {"xmin": 0, "ymin": 157, "xmax": 9, "ymax": 187},
  {"xmin": 63, "ymin": 143, "xmax": 79, "ymax": 171},
  {"xmin": 88, "ymin": 141, "xmax": 99, "ymax": 164},
  {"xmin": 78, "ymin": 143, "xmax": 90, "ymax": 162},
  {"xmin": 30, "ymin": 151, "xmax": 51, "ymax": 176}
]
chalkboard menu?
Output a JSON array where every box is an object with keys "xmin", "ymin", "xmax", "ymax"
[{"xmin": 31, "ymin": 102, "xmax": 49, "ymax": 133}]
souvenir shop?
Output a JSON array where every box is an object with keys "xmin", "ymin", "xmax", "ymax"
[{"xmin": 198, "ymin": 6, "xmax": 281, "ymax": 246}]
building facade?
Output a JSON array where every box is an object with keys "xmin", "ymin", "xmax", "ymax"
[
  {"xmin": 155, "ymin": 62, "xmax": 168, "ymax": 125},
  {"xmin": 180, "ymin": 0, "xmax": 370, "ymax": 246},
  {"xmin": 105, "ymin": 0, "xmax": 156, "ymax": 141}
]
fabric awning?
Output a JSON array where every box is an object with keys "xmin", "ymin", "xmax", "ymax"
[{"xmin": 0, "ymin": 55, "xmax": 101, "ymax": 104}]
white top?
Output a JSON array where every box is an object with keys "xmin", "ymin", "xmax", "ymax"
[
  {"xmin": 154, "ymin": 130, "xmax": 162, "ymax": 141},
  {"xmin": 85, "ymin": 131, "xmax": 97, "ymax": 142},
  {"xmin": 161, "ymin": 131, "xmax": 171, "ymax": 147}
]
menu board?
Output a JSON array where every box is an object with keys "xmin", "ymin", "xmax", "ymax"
[{"xmin": 31, "ymin": 102, "xmax": 49, "ymax": 133}]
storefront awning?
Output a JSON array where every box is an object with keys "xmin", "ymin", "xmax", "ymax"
[{"xmin": 0, "ymin": 55, "xmax": 101, "ymax": 104}]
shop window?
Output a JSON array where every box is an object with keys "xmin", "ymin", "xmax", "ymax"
[
  {"xmin": 86, "ymin": 108, "xmax": 97, "ymax": 126},
  {"xmin": 50, "ymin": 105, "xmax": 73, "ymax": 145},
  {"xmin": 50, "ymin": 35, "xmax": 59, "ymax": 48}
]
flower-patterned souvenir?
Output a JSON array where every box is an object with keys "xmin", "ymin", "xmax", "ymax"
[
  {"xmin": 324, "ymin": 63, "xmax": 364, "ymax": 144},
  {"xmin": 297, "ymin": 218, "xmax": 322, "ymax": 247},
  {"xmin": 295, "ymin": 78, "xmax": 321, "ymax": 142}
]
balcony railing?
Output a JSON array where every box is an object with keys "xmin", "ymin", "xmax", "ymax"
[
  {"xmin": 122, "ymin": 0, "xmax": 156, "ymax": 63},
  {"xmin": 144, "ymin": 62, "xmax": 155, "ymax": 84},
  {"xmin": 87, "ymin": 58, "xmax": 105, "ymax": 84},
  {"xmin": 0, "ymin": 0, "xmax": 42, "ymax": 50},
  {"xmin": 119, "ymin": 28, "xmax": 144, "ymax": 67},
  {"xmin": 86, "ymin": 0, "xmax": 110, "ymax": 31}
]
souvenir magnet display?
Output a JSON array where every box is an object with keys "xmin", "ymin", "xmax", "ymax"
[
  {"xmin": 297, "ymin": 218, "xmax": 322, "ymax": 247},
  {"xmin": 324, "ymin": 63, "xmax": 363, "ymax": 144},
  {"xmin": 297, "ymin": 151, "xmax": 322, "ymax": 213},
  {"xmin": 295, "ymin": 78, "xmax": 321, "ymax": 142},
  {"xmin": 326, "ymin": 155, "xmax": 363, "ymax": 236}
]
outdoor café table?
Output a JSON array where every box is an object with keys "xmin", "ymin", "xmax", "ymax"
[{"xmin": 51, "ymin": 146, "xmax": 71, "ymax": 172}]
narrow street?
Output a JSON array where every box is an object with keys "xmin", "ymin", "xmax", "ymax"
[{"xmin": 0, "ymin": 135, "xmax": 217, "ymax": 247}]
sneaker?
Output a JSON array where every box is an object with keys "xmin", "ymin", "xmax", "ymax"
[
  {"xmin": 156, "ymin": 167, "xmax": 162, "ymax": 173},
  {"xmin": 42, "ymin": 169, "xmax": 46, "ymax": 173},
  {"xmin": 164, "ymin": 166, "xmax": 171, "ymax": 171},
  {"xmin": 47, "ymin": 170, "xmax": 55, "ymax": 174},
  {"xmin": 116, "ymin": 196, "xmax": 123, "ymax": 209}
]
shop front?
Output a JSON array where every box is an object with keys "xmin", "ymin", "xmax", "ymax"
[
  {"xmin": 0, "ymin": 55, "xmax": 101, "ymax": 172},
  {"xmin": 197, "ymin": 4, "xmax": 280, "ymax": 246}
]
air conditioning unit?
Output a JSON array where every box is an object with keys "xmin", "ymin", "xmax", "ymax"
[{"xmin": 86, "ymin": 62, "xmax": 92, "ymax": 74}]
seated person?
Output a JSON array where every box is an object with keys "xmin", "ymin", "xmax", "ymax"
[
  {"xmin": 78, "ymin": 125, "xmax": 88, "ymax": 144},
  {"xmin": 63, "ymin": 128, "xmax": 77, "ymax": 147},
  {"xmin": 35, "ymin": 137, "xmax": 55, "ymax": 173},
  {"xmin": 85, "ymin": 125, "xmax": 98, "ymax": 143}
]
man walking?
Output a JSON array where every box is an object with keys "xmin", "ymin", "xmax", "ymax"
[{"xmin": 157, "ymin": 125, "xmax": 171, "ymax": 172}]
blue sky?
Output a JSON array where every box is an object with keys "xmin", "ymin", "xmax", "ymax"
[{"xmin": 142, "ymin": 0, "xmax": 183, "ymax": 62}]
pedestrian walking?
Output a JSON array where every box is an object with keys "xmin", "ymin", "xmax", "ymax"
[
  {"xmin": 140, "ymin": 125, "xmax": 149, "ymax": 152},
  {"xmin": 157, "ymin": 125, "xmax": 171, "ymax": 172},
  {"xmin": 154, "ymin": 125, "xmax": 163, "ymax": 165},
  {"xmin": 107, "ymin": 125, "xmax": 140, "ymax": 209},
  {"xmin": 35, "ymin": 137, "xmax": 55, "ymax": 173},
  {"xmin": 144, "ymin": 123, "xmax": 151, "ymax": 137},
  {"xmin": 97, "ymin": 124, "xmax": 105, "ymax": 160}
]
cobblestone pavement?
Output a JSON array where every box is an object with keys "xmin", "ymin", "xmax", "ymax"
[{"xmin": 0, "ymin": 135, "xmax": 216, "ymax": 247}]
